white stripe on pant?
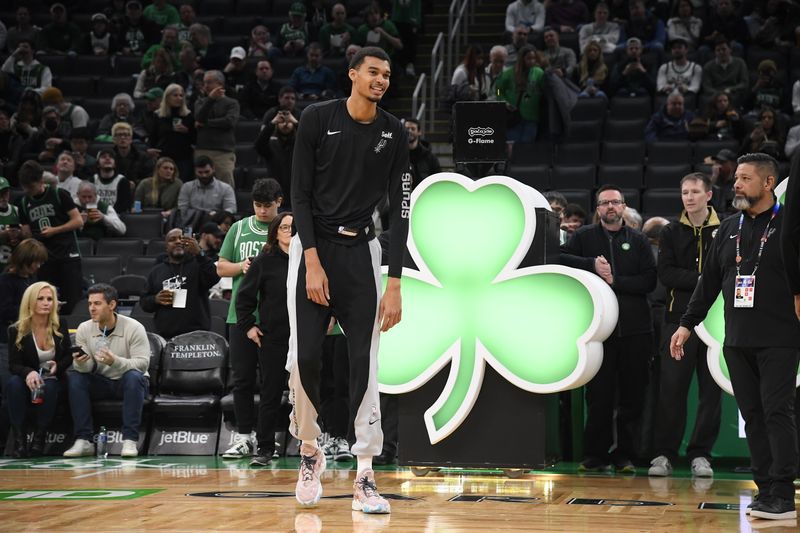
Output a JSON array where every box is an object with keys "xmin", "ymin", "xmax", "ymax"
[{"xmin": 286, "ymin": 235, "xmax": 384, "ymax": 457}]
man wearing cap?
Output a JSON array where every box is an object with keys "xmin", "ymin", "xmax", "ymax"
[
  {"xmin": 239, "ymin": 60, "xmax": 282, "ymax": 120},
  {"xmin": 746, "ymin": 60, "xmax": 784, "ymax": 114},
  {"xmin": 198, "ymin": 221, "xmax": 223, "ymax": 261},
  {"xmin": 289, "ymin": 43, "xmax": 337, "ymax": 101},
  {"xmin": 1, "ymin": 39, "xmax": 51, "ymax": 94},
  {"xmin": 40, "ymin": 3, "xmax": 81, "ymax": 55},
  {"xmin": 279, "ymin": 3, "xmax": 309, "ymax": 57},
  {"xmin": 112, "ymin": 122, "xmax": 153, "ymax": 184},
  {"xmin": 94, "ymin": 146, "xmax": 134, "ymax": 213},
  {"xmin": 224, "ymin": 47, "xmax": 251, "ymax": 97},
  {"xmin": 707, "ymin": 148, "xmax": 738, "ymax": 218},
  {"xmin": 0, "ymin": 176, "xmax": 21, "ymax": 270},
  {"xmin": 143, "ymin": 0, "xmax": 180, "ymax": 28},
  {"xmin": 139, "ymin": 227, "xmax": 219, "ymax": 339},
  {"xmin": 117, "ymin": 1, "xmax": 160, "ymax": 56},
  {"xmin": 76, "ymin": 180, "xmax": 127, "ymax": 241},
  {"xmin": 40, "ymin": 87, "xmax": 89, "ymax": 135},
  {"xmin": 81, "ymin": 13, "xmax": 118, "ymax": 56},
  {"xmin": 611, "ymin": 37, "xmax": 655, "ymax": 97},
  {"xmin": 702, "ymin": 37, "xmax": 749, "ymax": 109},
  {"xmin": 657, "ymin": 38, "xmax": 702, "ymax": 98},
  {"xmin": 195, "ymin": 70, "xmax": 239, "ymax": 188}
]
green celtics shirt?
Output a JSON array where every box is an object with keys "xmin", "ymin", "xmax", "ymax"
[
  {"xmin": 219, "ymin": 215, "xmax": 270, "ymax": 324},
  {"xmin": 0, "ymin": 203, "xmax": 20, "ymax": 268}
]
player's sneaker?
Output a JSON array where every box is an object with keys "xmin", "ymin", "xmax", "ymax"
[
  {"xmin": 296, "ymin": 443, "xmax": 326, "ymax": 506},
  {"xmin": 691, "ymin": 457, "xmax": 713, "ymax": 478},
  {"xmin": 352, "ymin": 469, "xmax": 391, "ymax": 514}
]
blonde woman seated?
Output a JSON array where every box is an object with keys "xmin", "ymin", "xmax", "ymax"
[{"xmin": 6, "ymin": 282, "xmax": 72, "ymax": 458}]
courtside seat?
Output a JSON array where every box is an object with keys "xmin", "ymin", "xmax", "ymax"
[
  {"xmin": 153, "ymin": 330, "xmax": 228, "ymax": 417},
  {"xmin": 601, "ymin": 141, "xmax": 645, "ymax": 165},
  {"xmin": 646, "ymin": 141, "xmax": 692, "ymax": 166},
  {"xmin": 644, "ymin": 164, "xmax": 691, "ymax": 188},
  {"xmin": 642, "ymin": 188, "xmax": 682, "ymax": 217},
  {"xmin": 96, "ymin": 238, "xmax": 145, "ymax": 267},
  {"xmin": 82, "ymin": 256, "xmax": 122, "ymax": 283},
  {"xmin": 598, "ymin": 164, "xmax": 643, "ymax": 189},
  {"xmin": 551, "ymin": 165, "xmax": 596, "ymax": 189}
]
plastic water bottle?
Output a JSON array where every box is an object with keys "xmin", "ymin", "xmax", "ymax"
[
  {"xmin": 88, "ymin": 274, "xmax": 96, "ymax": 287},
  {"xmin": 96, "ymin": 426, "xmax": 108, "ymax": 459}
]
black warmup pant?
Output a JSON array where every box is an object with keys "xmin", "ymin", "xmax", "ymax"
[
  {"xmin": 40, "ymin": 258, "xmax": 82, "ymax": 315},
  {"xmin": 653, "ymin": 323, "xmax": 722, "ymax": 461},
  {"xmin": 255, "ymin": 338, "xmax": 288, "ymax": 453},
  {"xmin": 393, "ymin": 22, "xmax": 417, "ymax": 68},
  {"xmin": 320, "ymin": 333, "xmax": 350, "ymax": 438},
  {"xmin": 583, "ymin": 333, "xmax": 652, "ymax": 462},
  {"xmin": 379, "ymin": 392, "xmax": 399, "ymax": 457},
  {"xmin": 229, "ymin": 325, "xmax": 260, "ymax": 435},
  {"xmin": 725, "ymin": 346, "xmax": 799, "ymax": 500},
  {"xmin": 288, "ymin": 236, "xmax": 384, "ymax": 457}
]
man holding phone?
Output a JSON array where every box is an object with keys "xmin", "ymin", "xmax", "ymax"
[
  {"xmin": 139, "ymin": 227, "xmax": 220, "ymax": 339},
  {"xmin": 63, "ymin": 284, "xmax": 150, "ymax": 458}
]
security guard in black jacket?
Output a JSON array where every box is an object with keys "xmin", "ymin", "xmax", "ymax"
[
  {"xmin": 561, "ymin": 185, "xmax": 657, "ymax": 473},
  {"xmin": 673, "ymin": 153, "xmax": 800, "ymax": 521},
  {"xmin": 649, "ymin": 173, "xmax": 722, "ymax": 478}
]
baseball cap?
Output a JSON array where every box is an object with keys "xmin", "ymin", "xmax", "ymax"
[
  {"xmin": 144, "ymin": 87, "xmax": 164, "ymax": 100},
  {"xmin": 96, "ymin": 148, "xmax": 115, "ymax": 159},
  {"xmin": 91, "ymin": 13, "xmax": 108, "ymax": 23},
  {"xmin": 626, "ymin": 37, "xmax": 642, "ymax": 47},
  {"xmin": 289, "ymin": 2, "xmax": 306, "ymax": 15},
  {"xmin": 200, "ymin": 222, "xmax": 223, "ymax": 237},
  {"xmin": 704, "ymin": 148, "xmax": 738, "ymax": 165},
  {"xmin": 669, "ymin": 37, "xmax": 688, "ymax": 48},
  {"xmin": 230, "ymin": 46, "xmax": 246, "ymax": 60},
  {"xmin": 0, "ymin": 177, "xmax": 10, "ymax": 191}
]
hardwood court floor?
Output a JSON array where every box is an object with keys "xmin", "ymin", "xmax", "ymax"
[{"xmin": 0, "ymin": 457, "xmax": 797, "ymax": 532}]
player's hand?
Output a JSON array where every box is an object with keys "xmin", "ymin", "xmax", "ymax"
[
  {"xmin": 305, "ymin": 262, "xmax": 330, "ymax": 306},
  {"xmin": 670, "ymin": 326, "xmax": 691, "ymax": 360},
  {"xmin": 379, "ymin": 278, "xmax": 402, "ymax": 332},
  {"xmin": 246, "ymin": 326, "xmax": 263, "ymax": 347},
  {"xmin": 39, "ymin": 226, "xmax": 58, "ymax": 238}
]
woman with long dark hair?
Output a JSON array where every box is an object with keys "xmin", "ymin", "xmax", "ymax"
[
  {"xmin": 235, "ymin": 212, "xmax": 293, "ymax": 466},
  {"xmin": 450, "ymin": 44, "xmax": 491, "ymax": 102},
  {"xmin": 495, "ymin": 45, "xmax": 546, "ymax": 154},
  {"xmin": 6, "ymin": 281, "xmax": 72, "ymax": 457},
  {"xmin": 703, "ymin": 91, "xmax": 744, "ymax": 142}
]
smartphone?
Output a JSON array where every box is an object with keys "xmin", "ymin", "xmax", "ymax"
[
  {"xmin": 183, "ymin": 226, "xmax": 193, "ymax": 238},
  {"xmin": 70, "ymin": 346, "xmax": 86, "ymax": 358}
]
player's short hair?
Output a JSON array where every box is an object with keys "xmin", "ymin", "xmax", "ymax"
[
  {"xmin": 349, "ymin": 46, "xmax": 390, "ymax": 71},
  {"xmin": 595, "ymin": 184, "xmax": 625, "ymax": 203},
  {"xmin": 737, "ymin": 152, "xmax": 779, "ymax": 181},
  {"xmin": 194, "ymin": 155, "xmax": 214, "ymax": 168},
  {"xmin": 18, "ymin": 160, "xmax": 44, "ymax": 187},
  {"xmin": 87, "ymin": 283, "xmax": 119, "ymax": 304},
  {"xmin": 680, "ymin": 172, "xmax": 711, "ymax": 191}
]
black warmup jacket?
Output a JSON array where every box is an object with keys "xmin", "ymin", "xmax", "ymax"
[
  {"xmin": 781, "ymin": 150, "xmax": 800, "ymax": 295},
  {"xmin": 139, "ymin": 253, "xmax": 220, "ymax": 339},
  {"xmin": 681, "ymin": 200, "xmax": 800, "ymax": 348},
  {"xmin": 235, "ymin": 248, "xmax": 290, "ymax": 341},
  {"xmin": 290, "ymin": 98, "xmax": 410, "ymax": 278},
  {"xmin": 659, "ymin": 207, "xmax": 722, "ymax": 324},
  {"xmin": 561, "ymin": 223, "xmax": 657, "ymax": 337}
]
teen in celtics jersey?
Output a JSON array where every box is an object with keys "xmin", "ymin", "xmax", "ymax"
[
  {"xmin": 216, "ymin": 178, "xmax": 285, "ymax": 462},
  {"xmin": 0, "ymin": 177, "xmax": 21, "ymax": 269}
]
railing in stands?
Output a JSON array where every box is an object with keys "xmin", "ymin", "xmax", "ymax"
[
  {"xmin": 412, "ymin": 72, "xmax": 428, "ymax": 132},
  {"xmin": 429, "ymin": 32, "xmax": 445, "ymax": 131},
  {"xmin": 447, "ymin": 0, "xmax": 475, "ymax": 82}
]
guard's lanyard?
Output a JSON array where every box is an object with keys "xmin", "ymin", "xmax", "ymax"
[{"xmin": 735, "ymin": 201, "xmax": 780, "ymax": 276}]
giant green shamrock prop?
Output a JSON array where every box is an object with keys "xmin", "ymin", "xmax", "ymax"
[
  {"xmin": 377, "ymin": 173, "xmax": 618, "ymax": 444},
  {"xmin": 695, "ymin": 177, "xmax": 800, "ymax": 395}
]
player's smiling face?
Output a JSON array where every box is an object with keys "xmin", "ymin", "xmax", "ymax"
[{"xmin": 350, "ymin": 56, "xmax": 391, "ymax": 103}]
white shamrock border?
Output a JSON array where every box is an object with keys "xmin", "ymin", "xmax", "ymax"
[
  {"xmin": 378, "ymin": 173, "xmax": 619, "ymax": 444},
  {"xmin": 695, "ymin": 177, "xmax": 799, "ymax": 395}
]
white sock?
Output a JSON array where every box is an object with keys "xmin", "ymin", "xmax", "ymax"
[{"xmin": 357, "ymin": 456, "xmax": 373, "ymax": 473}]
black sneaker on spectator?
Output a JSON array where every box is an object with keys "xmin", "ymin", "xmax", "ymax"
[
  {"xmin": 746, "ymin": 492, "xmax": 763, "ymax": 515},
  {"xmin": 750, "ymin": 497, "xmax": 797, "ymax": 520},
  {"xmin": 250, "ymin": 449, "xmax": 273, "ymax": 467},
  {"xmin": 373, "ymin": 451, "xmax": 397, "ymax": 466},
  {"xmin": 578, "ymin": 457, "xmax": 612, "ymax": 472}
]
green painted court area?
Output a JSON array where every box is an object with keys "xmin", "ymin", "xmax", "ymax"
[{"xmin": 0, "ymin": 489, "xmax": 163, "ymax": 500}]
